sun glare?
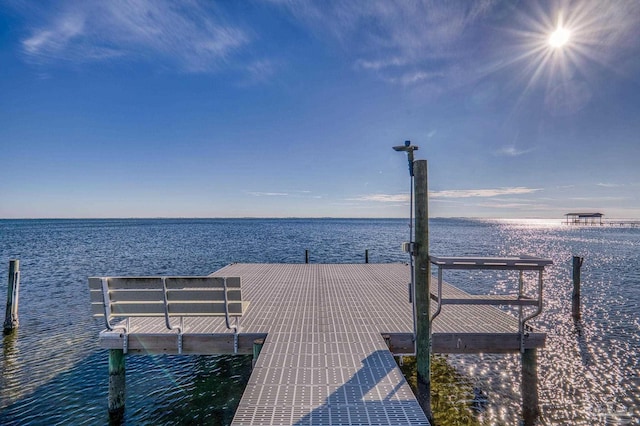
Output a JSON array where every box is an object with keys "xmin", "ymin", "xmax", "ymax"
[{"xmin": 549, "ymin": 26, "xmax": 571, "ymax": 48}]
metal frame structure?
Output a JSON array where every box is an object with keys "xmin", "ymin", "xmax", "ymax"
[{"xmin": 429, "ymin": 255, "xmax": 553, "ymax": 352}]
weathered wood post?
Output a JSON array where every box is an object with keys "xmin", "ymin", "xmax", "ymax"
[
  {"xmin": 365, "ymin": 249, "xmax": 369, "ymax": 264},
  {"xmin": 4, "ymin": 259, "xmax": 20, "ymax": 333},
  {"xmin": 414, "ymin": 160, "xmax": 432, "ymax": 419},
  {"xmin": 572, "ymin": 256, "xmax": 584, "ymax": 321},
  {"xmin": 521, "ymin": 348, "xmax": 540, "ymax": 425},
  {"xmin": 108, "ymin": 349, "xmax": 126, "ymax": 421},
  {"xmin": 382, "ymin": 333, "xmax": 391, "ymax": 349},
  {"xmin": 305, "ymin": 250, "xmax": 309, "ymax": 264},
  {"xmin": 252, "ymin": 338, "xmax": 264, "ymax": 368}
]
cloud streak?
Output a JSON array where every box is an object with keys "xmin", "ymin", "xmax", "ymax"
[
  {"xmin": 273, "ymin": 0, "xmax": 497, "ymax": 92},
  {"xmin": 248, "ymin": 192, "xmax": 288, "ymax": 197},
  {"xmin": 353, "ymin": 187, "xmax": 542, "ymax": 203},
  {"xmin": 20, "ymin": 0, "xmax": 250, "ymax": 72},
  {"xmin": 430, "ymin": 187, "xmax": 542, "ymax": 198},
  {"xmin": 495, "ymin": 145, "xmax": 535, "ymax": 157},
  {"xmin": 597, "ymin": 182, "xmax": 623, "ymax": 188},
  {"xmin": 349, "ymin": 194, "xmax": 410, "ymax": 203}
]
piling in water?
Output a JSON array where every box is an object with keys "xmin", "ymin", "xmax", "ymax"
[
  {"xmin": 252, "ymin": 338, "xmax": 264, "ymax": 368},
  {"xmin": 382, "ymin": 334, "xmax": 391, "ymax": 349},
  {"xmin": 522, "ymin": 348, "xmax": 540, "ymax": 425},
  {"xmin": 572, "ymin": 256, "xmax": 584, "ymax": 321},
  {"xmin": 3, "ymin": 259, "xmax": 20, "ymax": 333},
  {"xmin": 414, "ymin": 159, "xmax": 432, "ymax": 420},
  {"xmin": 108, "ymin": 349, "xmax": 126, "ymax": 421}
]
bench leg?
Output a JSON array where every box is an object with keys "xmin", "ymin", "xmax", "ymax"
[{"xmin": 108, "ymin": 349, "xmax": 126, "ymax": 422}]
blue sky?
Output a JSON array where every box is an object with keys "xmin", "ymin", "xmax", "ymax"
[{"xmin": 1, "ymin": 0, "xmax": 639, "ymax": 219}]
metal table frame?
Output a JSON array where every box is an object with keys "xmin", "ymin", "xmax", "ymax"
[{"xmin": 429, "ymin": 255, "xmax": 553, "ymax": 352}]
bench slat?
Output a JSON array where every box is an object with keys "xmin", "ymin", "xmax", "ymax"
[
  {"xmin": 89, "ymin": 289, "xmax": 163, "ymax": 303},
  {"xmin": 88, "ymin": 276, "xmax": 241, "ymax": 291},
  {"xmin": 89, "ymin": 289, "xmax": 242, "ymax": 303},
  {"xmin": 91, "ymin": 301, "xmax": 245, "ymax": 317}
]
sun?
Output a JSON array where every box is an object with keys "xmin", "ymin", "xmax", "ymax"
[{"xmin": 549, "ymin": 26, "xmax": 571, "ymax": 48}]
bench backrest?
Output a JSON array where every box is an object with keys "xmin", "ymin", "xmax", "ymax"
[{"xmin": 88, "ymin": 276, "xmax": 242, "ymax": 319}]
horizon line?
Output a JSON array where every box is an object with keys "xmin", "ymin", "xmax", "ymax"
[{"xmin": 0, "ymin": 216, "xmax": 585, "ymax": 220}]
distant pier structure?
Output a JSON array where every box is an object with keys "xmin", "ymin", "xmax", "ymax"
[
  {"xmin": 564, "ymin": 212, "xmax": 640, "ymax": 227},
  {"xmin": 564, "ymin": 212, "xmax": 604, "ymax": 225}
]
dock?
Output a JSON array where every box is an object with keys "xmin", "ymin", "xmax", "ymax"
[
  {"xmin": 94, "ymin": 263, "xmax": 546, "ymax": 425},
  {"xmin": 564, "ymin": 212, "xmax": 640, "ymax": 227}
]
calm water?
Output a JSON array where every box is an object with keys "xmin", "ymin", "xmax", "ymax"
[{"xmin": 0, "ymin": 218, "xmax": 638, "ymax": 425}]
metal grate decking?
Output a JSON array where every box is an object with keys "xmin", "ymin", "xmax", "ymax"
[
  {"xmin": 216, "ymin": 264, "xmax": 429, "ymax": 426},
  {"xmin": 96, "ymin": 263, "xmax": 546, "ymax": 425}
]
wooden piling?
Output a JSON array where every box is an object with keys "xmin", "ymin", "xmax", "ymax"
[
  {"xmin": 252, "ymin": 338, "xmax": 264, "ymax": 368},
  {"xmin": 413, "ymin": 160, "xmax": 432, "ymax": 419},
  {"xmin": 521, "ymin": 348, "xmax": 540, "ymax": 425},
  {"xmin": 108, "ymin": 349, "xmax": 126, "ymax": 421},
  {"xmin": 3, "ymin": 259, "xmax": 20, "ymax": 332},
  {"xmin": 305, "ymin": 250, "xmax": 309, "ymax": 264},
  {"xmin": 365, "ymin": 249, "xmax": 369, "ymax": 264},
  {"xmin": 382, "ymin": 334, "xmax": 391, "ymax": 349},
  {"xmin": 572, "ymin": 256, "xmax": 583, "ymax": 321}
]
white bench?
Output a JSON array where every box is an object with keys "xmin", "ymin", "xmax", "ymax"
[{"xmin": 88, "ymin": 276, "xmax": 247, "ymax": 354}]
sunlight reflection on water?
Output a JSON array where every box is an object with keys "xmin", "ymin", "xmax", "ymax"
[{"xmin": 440, "ymin": 219, "xmax": 640, "ymax": 425}]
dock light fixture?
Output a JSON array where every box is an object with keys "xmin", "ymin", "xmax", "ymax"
[
  {"xmin": 393, "ymin": 140, "xmax": 419, "ymax": 177},
  {"xmin": 393, "ymin": 140, "xmax": 420, "ymax": 352}
]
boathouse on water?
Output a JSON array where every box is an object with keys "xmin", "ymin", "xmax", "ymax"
[{"xmin": 564, "ymin": 212, "xmax": 604, "ymax": 225}]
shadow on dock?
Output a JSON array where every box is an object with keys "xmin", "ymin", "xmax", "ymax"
[{"xmin": 293, "ymin": 350, "xmax": 429, "ymax": 425}]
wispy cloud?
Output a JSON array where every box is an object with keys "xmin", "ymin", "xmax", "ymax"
[
  {"xmin": 349, "ymin": 194, "xmax": 410, "ymax": 203},
  {"xmin": 20, "ymin": 0, "xmax": 250, "ymax": 72},
  {"xmin": 430, "ymin": 187, "xmax": 542, "ymax": 198},
  {"xmin": 495, "ymin": 145, "xmax": 535, "ymax": 157},
  {"xmin": 243, "ymin": 59, "xmax": 279, "ymax": 84},
  {"xmin": 247, "ymin": 190, "xmax": 322, "ymax": 198},
  {"xmin": 569, "ymin": 196, "xmax": 629, "ymax": 202},
  {"xmin": 351, "ymin": 187, "xmax": 541, "ymax": 203},
  {"xmin": 355, "ymin": 57, "xmax": 407, "ymax": 71},
  {"xmin": 273, "ymin": 0, "xmax": 496, "ymax": 91},
  {"xmin": 597, "ymin": 182, "xmax": 623, "ymax": 188},
  {"xmin": 248, "ymin": 191, "xmax": 288, "ymax": 197},
  {"xmin": 477, "ymin": 202, "xmax": 549, "ymax": 210}
]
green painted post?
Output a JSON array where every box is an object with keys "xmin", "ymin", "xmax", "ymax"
[
  {"xmin": 3, "ymin": 259, "xmax": 20, "ymax": 332},
  {"xmin": 522, "ymin": 348, "xmax": 540, "ymax": 425},
  {"xmin": 572, "ymin": 256, "xmax": 584, "ymax": 321},
  {"xmin": 305, "ymin": 250, "xmax": 309, "ymax": 264},
  {"xmin": 414, "ymin": 160, "xmax": 432, "ymax": 419},
  {"xmin": 108, "ymin": 349, "xmax": 126, "ymax": 421},
  {"xmin": 382, "ymin": 334, "xmax": 391, "ymax": 349},
  {"xmin": 365, "ymin": 249, "xmax": 369, "ymax": 264},
  {"xmin": 252, "ymin": 338, "xmax": 264, "ymax": 368}
]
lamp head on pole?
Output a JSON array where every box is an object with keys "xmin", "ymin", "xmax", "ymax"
[{"xmin": 393, "ymin": 140, "xmax": 419, "ymax": 176}]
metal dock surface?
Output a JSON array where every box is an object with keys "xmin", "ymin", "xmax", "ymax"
[
  {"xmin": 217, "ymin": 263, "xmax": 429, "ymax": 426},
  {"xmin": 96, "ymin": 263, "xmax": 546, "ymax": 425}
]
